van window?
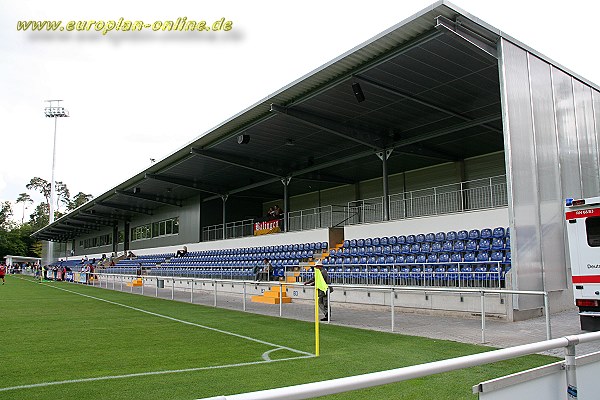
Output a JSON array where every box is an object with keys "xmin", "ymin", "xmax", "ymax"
[{"xmin": 586, "ymin": 217, "xmax": 600, "ymax": 247}]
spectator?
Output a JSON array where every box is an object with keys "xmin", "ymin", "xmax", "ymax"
[
  {"xmin": 0, "ymin": 263, "xmax": 6, "ymax": 285},
  {"xmin": 273, "ymin": 205, "xmax": 282, "ymax": 217},
  {"xmin": 267, "ymin": 207, "xmax": 275, "ymax": 219},
  {"xmin": 176, "ymin": 246, "xmax": 188, "ymax": 258},
  {"xmin": 304, "ymin": 260, "xmax": 333, "ymax": 321},
  {"xmin": 262, "ymin": 258, "xmax": 273, "ymax": 281},
  {"xmin": 127, "ymin": 251, "xmax": 136, "ymax": 259},
  {"xmin": 136, "ymin": 262, "xmax": 142, "ymax": 277}
]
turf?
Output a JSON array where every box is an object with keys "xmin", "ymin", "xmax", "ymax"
[{"xmin": 1, "ymin": 275, "xmax": 556, "ymax": 399}]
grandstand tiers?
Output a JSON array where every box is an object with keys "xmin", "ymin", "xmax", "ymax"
[{"xmin": 34, "ymin": 2, "xmax": 600, "ymax": 319}]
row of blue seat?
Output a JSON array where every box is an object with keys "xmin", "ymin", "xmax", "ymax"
[
  {"xmin": 184, "ymin": 242, "xmax": 328, "ymax": 257},
  {"xmin": 332, "ymin": 238, "xmax": 510, "ymax": 257},
  {"xmin": 343, "ymin": 227, "xmax": 509, "ymax": 248},
  {"xmin": 325, "ymin": 250, "xmax": 511, "ymax": 266}
]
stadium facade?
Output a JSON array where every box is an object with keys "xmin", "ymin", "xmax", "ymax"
[{"xmin": 34, "ymin": 2, "xmax": 600, "ymax": 320}]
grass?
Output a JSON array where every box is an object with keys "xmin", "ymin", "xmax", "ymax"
[{"xmin": 1, "ymin": 275, "xmax": 556, "ymax": 399}]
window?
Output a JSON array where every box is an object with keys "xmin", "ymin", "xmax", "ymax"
[
  {"xmin": 586, "ymin": 217, "xmax": 600, "ymax": 247},
  {"xmin": 131, "ymin": 217, "xmax": 179, "ymax": 241}
]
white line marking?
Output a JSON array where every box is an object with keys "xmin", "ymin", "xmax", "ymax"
[
  {"xmin": 0, "ymin": 355, "xmax": 315, "ymax": 392},
  {"xmin": 44, "ymin": 283, "xmax": 313, "ymax": 357},
  {"xmin": 262, "ymin": 348, "xmax": 284, "ymax": 361}
]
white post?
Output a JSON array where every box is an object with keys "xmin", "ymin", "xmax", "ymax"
[
  {"xmin": 481, "ymin": 292, "xmax": 486, "ymax": 344},
  {"xmin": 565, "ymin": 343, "xmax": 578, "ymax": 399}
]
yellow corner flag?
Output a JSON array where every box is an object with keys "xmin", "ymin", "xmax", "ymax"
[{"xmin": 315, "ymin": 268, "xmax": 329, "ymax": 292}]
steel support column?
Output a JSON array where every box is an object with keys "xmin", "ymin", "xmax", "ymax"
[
  {"xmin": 221, "ymin": 195, "xmax": 228, "ymax": 240},
  {"xmin": 282, "ymin": 177, "xmax": 291, "ymax": 232},
  {"xmin": 377, "ymin": 149, "xmax": 393, "ymax": 221}
]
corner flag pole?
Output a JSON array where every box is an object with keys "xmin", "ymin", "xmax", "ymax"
[{"xmin": 315, "ymin": 284, "xmax": 320, "ymax": 356}]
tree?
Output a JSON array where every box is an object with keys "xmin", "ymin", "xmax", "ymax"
[
  {"xmin": 29, "ymin": 203, "xmax": 49, "ymax": 231},
  {"xmin": 16, "ymin": 193, "xmax": 33, "ymax": 224},
  {"xmin": 0, "ymin": 201, "xmax": 13, "ymax": 230},
  {"xmin": 26, "ymin": 177, "xmax": 51, "ymax": 210},
  {"xmin": 68, "ymin": 192, "xmax": 93, "ymax": 211},
  {"xmin": 55, "ymin": 181, "xmax": 70, "ymax": 212}
]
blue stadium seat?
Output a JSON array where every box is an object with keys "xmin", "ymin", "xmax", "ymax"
[
  {"xmin": 480, "ymin": 228, "xmax": 493, "ymax": 239},
  {"xmin": 468, "ymin": 229, "xmax": 481, "ymax": 240},
  {"xmin": 453, "ymin": 240, "xmax": 465, "ymax": 252},
  {"xmin": 435, "ymin": 232, "xmax": 446, "ymax": 242},
  {"xmin": 466, "ymin": 240, "xmax": 478, "ymax": 252},
  {"xmin": 357, "ymin": 238, "xmax": 365, "ymax": 247},
  {"xmin": 438, "ymin": 253, "xmax": 450, "ymax": 264},
  {"xmin": 431, "ymin": 242, "xmax": 443, "ymax": 253},
  {"xmin": 380, "ymin": 237, "xmax": 388, "ymax": 245},
  {"xmin": 425, "ymin": 233, "xmax": 435, "ymax": 242},
  {"xmin": 446, "ymin": 231, "xmax": 457, "ymax": 241},
  {"xmin": 410, "ymin": 244, "xmax": 421, "ymax": 254},
  {"xmin": 372, "ymin": 237, "xmax": 381, "ymax": 246},
  {"xmin": 397, "ymin": 235, "xmax": 406, "ymax": 244},
  {"xmin": 457, "ymin": 230, "xmax": 468, "ymax": 240},
  {"xmin": 416, "ymin": 234, "xmax": 425, "ymax": 243},
  {"xmin": 388, "ymin": 236, "xmax": 397, "ymax": 245},
  {"xmin": 478, "ymin": 238, "xmax": 491, "ymax": 251},
  {"xmin": 450, "ymin": 253, "xmax": 462, "ymax": 263},
  {"xmin": 491, "ymin": 237, "xmax": 504, "ymax": 250},
  {"xmin": 401, "ymin": 244, "xmax": 410, "ymax": 254},
  {"xmin": 442, "ymin": 240, "xmax": 454, "ymax": 252},
  {"xmin": 420, "ymin": 243, "xmax": 431, "ymax": 253},
  {"xmin": 406, "ymin": 235, "xmax": 416, "ymax": 244},
  {"xmin": 364, "ymin": 238, "xmax": 372, "ymax": 246}
]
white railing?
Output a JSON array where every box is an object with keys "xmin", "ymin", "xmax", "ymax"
[
  {"xmin": 201, "ymin": 176, "xmax": 507, "ymax": 239},
  {"xmin": 198, "ymin": 331, "xmax": 600, "ymax": 400},
  {"xmin": 202, "ymin": 219, "xmax": 254, "ymax": 241}
]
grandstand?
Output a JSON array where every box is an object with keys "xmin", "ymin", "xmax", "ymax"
[{"xmin": 34, "ymin": 1, "xmax": 600, "ymax": 322}]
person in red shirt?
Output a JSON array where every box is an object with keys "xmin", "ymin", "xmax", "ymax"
[{"xmin": 0, "ymin": 264, "xmax": 6, "ymax": 285}]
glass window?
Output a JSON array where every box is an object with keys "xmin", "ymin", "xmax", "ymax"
[
  {"xmin": 166, "ymin": 220, "xmax": 173, "ymax": 235},
  {"xmin": 159, "ymin": 221, "xmax": 166, "ymax": 236},
  {"xmin": 152, "ymin": 222, "xmax": 159, "ymax": 237},
  {"xmin": 173, "ymin": 218, "xmax": 179, "ymax": 234},
  {"xmin": 586, "ymin": 217, "xmax": 600, "ymax": 247}
]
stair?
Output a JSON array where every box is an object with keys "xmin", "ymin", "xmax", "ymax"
[
  {"xmin": 126, "ymin": 278, "xmax": 143, "ymax": 287},
  {"xmin": 251, "ymin": 284, "xmax": 293, "ymax": 304}
]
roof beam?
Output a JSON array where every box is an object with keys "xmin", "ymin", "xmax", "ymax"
[
  {"xmin": 397, "ymin": 144, "xmax": 457, "ymax": 162},
  {"xmin": 294, "ymin": 172, "xmax": 355, "ymax": 185},
  {"xmin": 270, "ymin": 104, "xmax": 386, "ymax": 150},
  {"xmin": 354, "ymin": 75, "xmax": 502, "ymax": 134},
  {"xmin": 71, "ymin": 215, "xmax": 117, "ymax": 226},
  {"xmin": 202, "ymin": 114, "xmax": 499, "ymax": 202},
  {"xmin": 190, "ymin": 149, "xmax": 282, "ymax": 177},
  {"xmin": 145, "ymin": 173, "xmax": 225, "ymax": 196},
  {"xmin": 116, "ymin": 190, "xmax": 182, "ymax": 207},
  {"xmin": 435, "ymin": 15, "xmax": 498, "ymax": 60},
  {"xmin": 96, "ymin": 202, "xmax": 153, "ymax": 215}
]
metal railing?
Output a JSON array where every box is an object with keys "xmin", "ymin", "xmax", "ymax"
[
  {"xmin": 286, "ymin": 205, "xmax": 348, "ymax": 232},
  {"xmin": 200, "ymin": 176, "xmax": 507, "ymax": 239},
  {"xmin": 86, "ymin": 272, "xmax": 545, "ymax": 338},
  {"xmin": 202, "ymin": 219, "xmax": 254, "ymax": 241}
]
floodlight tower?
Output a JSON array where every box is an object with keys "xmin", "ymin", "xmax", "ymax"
[{"xmin": 44, "ymin": 100, "xmax": 69, "ymax": 265}]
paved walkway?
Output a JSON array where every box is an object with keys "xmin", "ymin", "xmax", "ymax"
[{"xmin": 96, "ymin": 278, "xmax": 600, "ymax": 358}]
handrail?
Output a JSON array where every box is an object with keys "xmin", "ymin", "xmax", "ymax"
[{"xmin": 198, "ymin": 331, "xmax": 600, "ymax": 400}]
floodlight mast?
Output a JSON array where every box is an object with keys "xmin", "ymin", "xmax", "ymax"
[{"xmin": 44, "ymin": 100, "xmax": 69, "ymax": 265}]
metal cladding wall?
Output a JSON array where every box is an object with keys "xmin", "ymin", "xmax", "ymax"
[{"xmin": 499, "ymin": 38, "xmax": 600, "ymax": 310}]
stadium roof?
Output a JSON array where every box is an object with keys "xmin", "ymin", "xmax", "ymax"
[{"xmin": 33, "ymin": 1, "xmax": 596, "ymax": 241}]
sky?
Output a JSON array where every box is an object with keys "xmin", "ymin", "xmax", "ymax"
[{"xmin": 1, "ymin": 0, "xmax": 599, "ymax": 222}]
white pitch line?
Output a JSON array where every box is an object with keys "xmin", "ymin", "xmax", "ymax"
[
  {"xmin": 44, "ymin": 282, "xmax": 313, "ymax": 357},
  {"xmin": 0, "ymin": 355, "xmax": 315, "ymax": 393}
]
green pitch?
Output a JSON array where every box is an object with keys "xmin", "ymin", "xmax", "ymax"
[{"xmin": 1, "ymin": 275, "xmax": 555, "ymax": 399}]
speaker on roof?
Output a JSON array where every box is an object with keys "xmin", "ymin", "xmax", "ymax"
[
  {"xmin": 237, "ymin": 134, "xmax": 250, "ymax": 144},
  {"xmin": 352, "ymin": 82, "xmax": 365, "ymax": 103}
]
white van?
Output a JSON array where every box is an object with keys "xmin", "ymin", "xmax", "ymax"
[{"xmin": 565, "ymin": 196, "xmax": 600, "ymax": 331}]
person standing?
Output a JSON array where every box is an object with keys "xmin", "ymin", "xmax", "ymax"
[
  {"xmin": 0, "ymin": 264, "xmax": 6, "ymax": 285},
  {"xmin": 304, "ymin": 261, "xmax": 333, "ymax": 321}
]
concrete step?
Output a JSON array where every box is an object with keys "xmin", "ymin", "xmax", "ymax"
[{"xmin": 251, "ymin": 295, "xmax": 292, "ymax": 304}]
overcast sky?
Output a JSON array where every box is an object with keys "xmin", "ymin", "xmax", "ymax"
[{"xmin": 1, "ymin": 0, "xmax": 598, "ymax": 221}]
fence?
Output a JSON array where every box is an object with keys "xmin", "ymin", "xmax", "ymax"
[
  {"xmin": 200, "ymin": 176, "xmax": 507, "ymax": 239},
  {"xmin": 87, "ymin": 272, "xmax": 547, "ymax": 343},
  {"xmin": 202, "ymin": 219, "xmax": 254, "ymax": 241}
]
